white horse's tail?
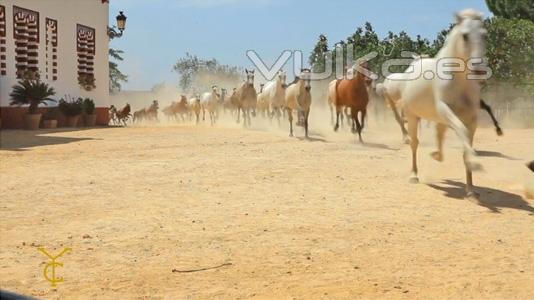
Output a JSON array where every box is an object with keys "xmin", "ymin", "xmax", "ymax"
[{"xmin": 375, "ymin": 83, "xmax": 386, "ymax": 98}]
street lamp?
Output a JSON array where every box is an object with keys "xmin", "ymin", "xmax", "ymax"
[
  {"xmin": 108, "ymin": 11, "xmax": 127, "ymax": 39},
  {"xmin": 116, "ymin": 11, "xmax": 127, "ymax": 33}
]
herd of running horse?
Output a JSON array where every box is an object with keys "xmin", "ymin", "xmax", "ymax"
[{"xmin": 108, "ymin": 9, "xmax": 520, "ymax": 198}]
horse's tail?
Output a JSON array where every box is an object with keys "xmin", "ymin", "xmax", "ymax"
[
  {"xmin": 334, "ymin": 79, "xmax": 342, "ymax": 105},
  {"xmin": 375, "ymin": 83, "xmax": 386, "ymax": 98}
]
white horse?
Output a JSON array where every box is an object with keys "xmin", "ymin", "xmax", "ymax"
[
  {"xmin": 263, "ymin": 70, "xmax": 287, "ymax": 125},
  {"xmin": 399, "ymin": 9, "xmax": 488, "ymax": 198},
  {"xmin": 201, "ymin": 86, "xmax": 221, "ymax": 126}
]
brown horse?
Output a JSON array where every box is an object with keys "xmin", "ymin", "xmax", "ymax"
[
  {"xmin": 109, "ymin": 103, "xmax": 131, "ymax": 126},
  {"xmin": 133, "ymin": 100, "xmax": 159, "ymax": 123},
  {"xmin": 333, "ymin": 61, "xmax": 370, "ymax": 142}
]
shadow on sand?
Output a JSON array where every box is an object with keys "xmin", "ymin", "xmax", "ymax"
[
  {"xmin": 427, "ymin": 180, "xmax": 534, "ymax": 214},
  {"xmin": 360, "ymin": 142, "xmax": 400, "ymax": 151},
  {"xmin": 0, "ymin": 128, "xmax": 102, "ymax": 151},
  {"xmin": 476, "ymin": 150, "xmax": 519, "ymax": 161},
  {"xmin": 296, "ymin": 136, "xmax": 328, "ymax": 143}
]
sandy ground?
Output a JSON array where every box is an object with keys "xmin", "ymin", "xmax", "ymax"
[{"xmin": 1, "ymin": 112, "xmax": 534, "ymax": 299}]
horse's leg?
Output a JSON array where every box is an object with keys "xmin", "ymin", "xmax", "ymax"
[
  {"xmin": 386, "ymin": 94, "xmax": 409, "ymax": 144},
  {"xmin": 431, "ymin": 123, "xmax": 447, "ymax": 162},
  {"xmin": 329, "ymin": 103, "xmax": 334, "ymax": 125},
  {"xmin": 435, "ymin": 100, "xmax": 481, "ymax": 171},
  {"xmin": 350, "ymin": 107, "xmax": 357, "ymax": 134},
  {"xmin": 236, "ymin": 107, "xmax": 241, "ymax": 124},
  {"xmin": 288, "ymin": 108, "xmax": 294, "ymax": 137},
  {"xmin": 360, "ymin": 109, "xmax": 367, "ymax": 142},
  {"xmin": 465, "ymin": 123, "xmax": 478, "ymax": 198},
  {"xmin": 334, "ymin": 106, "xmax": 341, "ymax": 132},
  {"xmin": 353, "ymin": 111, "xmax": 363, "ymax": 143},
  {"xmin": 480, "ymin": 99, "xmax": 502, "ymax": 136},
  {"xmin": 346, "ymin": 107, "xmax": 352, "ymax": 129},
  {"xmin": 407, "ymin": 113, "xmax": 420, "ymax": 183},
  {"xmin": 304, "ymin": 109, "xmax": 310, "ymax": 138}
]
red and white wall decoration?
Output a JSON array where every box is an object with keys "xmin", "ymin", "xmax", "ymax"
[
  {"xmin": 13, "ymin": 6, "xmax": 39, "ymax": 79},
  {"xmin": 77, "ymin": 24, "xmax": 96, "ymax": 91},
  {"xmin": 1, "ymin": 5, "xmax": 7, "ymax": 76},
  {"xmin": 45, "ymin": 18, "xmax": 58, "ymax": 81}
]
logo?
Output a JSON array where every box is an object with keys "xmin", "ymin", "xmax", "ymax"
[{"xmin": 38, "ymin": 247, "xmax": 72, "ymax": 287}]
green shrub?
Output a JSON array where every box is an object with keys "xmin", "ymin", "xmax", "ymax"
[
  {"xmin": 82, "ymin": 98, "xmax": 96, "ymax": 115},
  {"xmin": 58, "ymin": 97, "xmax": 83, "ymax": 117}
]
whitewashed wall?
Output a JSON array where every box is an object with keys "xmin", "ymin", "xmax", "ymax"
[{"xmin": 0, "ymin": 0, "xmax": 109, "ymax": 107}]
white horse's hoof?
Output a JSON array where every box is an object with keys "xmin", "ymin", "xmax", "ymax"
[
  {"xmin": 431, "ymin": 151, "xmax": 444, "ymax": 162},
  {"xmin": 466, "ymin": 160, "xmax": 483, "ymax": 172},
  {"xmin": 409, "ymin": 176, "xmax": 419, "ymax": 184},
  {"xmin": 465, "ymin": 191, "xmax": 480, "ymax": 200}
]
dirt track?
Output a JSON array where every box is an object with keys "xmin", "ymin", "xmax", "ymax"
[{"xmin": 1, "ymin": 119, "xmax": 533, "ymax": 299}]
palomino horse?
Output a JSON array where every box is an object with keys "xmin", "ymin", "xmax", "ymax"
[
  {"xmin": 222, "ymin": 88, "xmax": 238, "ymax": 115},
  {"xmin": 256, "ymin": 84, "xmax": 270, "ymax": 118},
  {"xmin": 264, "ymin": 70, "xmax": 288, "ymax": 124},
  {"xmin": 398, "ymin": 9, "xmax": 487, "ymax": 197},
  {"xmin": 133, "ymin": 100, "xmax": 159, "ymax": 123},
  {"xmin": 188, "ymin": 94, "xmax": 202, "ymax": 124},
  {"xmin": 285, "ymin": 69, "xmax": 312, "ymax": 137},
  {"xmin": 332, "ymin": 61, "xmax": 370, "ymax": 142},
  {"xmin": 234, "ymin": 69, "xmax": 257, "ymax": 127},
  {"xmin": 201, "ymin": 86, "xmax": 221, "ymax": 126},
  {"xmin": 109, "ymin": 103, "xmax": 131, "ymax": 126}
]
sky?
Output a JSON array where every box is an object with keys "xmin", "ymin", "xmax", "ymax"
[{"xmin": 109, "ymin": 0, "xmax": 492, "ymax": 90}]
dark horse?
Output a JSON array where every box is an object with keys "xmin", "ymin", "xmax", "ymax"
[{"xmin": 333, "ymin": 61, "xmax": 370, "ymax": 142}]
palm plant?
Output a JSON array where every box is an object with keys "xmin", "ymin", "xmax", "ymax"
[{"xmin": 9, "ymin": 79, "xmax": 56, "ymax": 114}]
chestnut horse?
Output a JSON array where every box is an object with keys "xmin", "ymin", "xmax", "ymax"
[{"xmin": 333, "ymin": 61, "xmax": 370, "ymax": 142}]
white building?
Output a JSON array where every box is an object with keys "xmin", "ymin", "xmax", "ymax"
[{"xmin": 0, "ymin": 0, "xmax": 110, "ymax": 128}]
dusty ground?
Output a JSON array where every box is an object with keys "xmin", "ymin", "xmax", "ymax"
[{"xmin": 1, "ymin": 115, "xmax": 533, "ymax": 299}]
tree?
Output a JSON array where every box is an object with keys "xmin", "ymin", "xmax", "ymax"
[
  {"xmin": 308, "ymin": 34, "xmax": 329, "ymax": 73},
  {"xmin": 172, "ymin": 53, "xmax": 242, "ymax": 92},
  {"xmin": 109, "ymin": 48, "xmax": 128, "ymax": 93},
  {"xmin": 108, "ymin": 30, "xmax": 128, "ymax": 93},
  {"xmin": 485, "ymin": 17, "xmax": 534, "ymax": 84},
  {"xmin": 486, "ymin": 0, "xmax": 534, "ymax": 20}
]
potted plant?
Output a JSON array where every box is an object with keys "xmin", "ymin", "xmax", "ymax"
[
  {"xmin": 82, "ymin": 98, "xmax": 97, "ymax": 126},
  {"xmin": 42, "ymin": 107, "xmax": 59, "ymax": 129},
  {"xmin": 78, "ymin": 75, "xmax": 96, "ymax": 91},
  {"xmin": 59, "ymin": 96, "xmax": 83, "ymax": 127},
  {"xmin": 9, "ymin": 79, "xmax": 56, "ymax": 130}
]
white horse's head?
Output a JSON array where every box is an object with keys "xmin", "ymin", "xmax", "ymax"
[
  {"xmin": 452, "ymin": 9, "xmax": 487, "ymax": 65},
  {"xmin": 300, "ymin": 69, "xmax": 312, "ymax": 91},
  {"xmin": 245, "ymin": 69, "xmax": 255, "ymax": 86}
]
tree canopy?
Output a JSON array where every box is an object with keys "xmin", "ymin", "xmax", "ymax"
[{"xmin": 172, "ymin": 53, "xmax": 242, "ymax": 92}]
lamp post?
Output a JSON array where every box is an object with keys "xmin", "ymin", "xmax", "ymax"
[{"xmin": 108, "ymin": 11, "xmax": 127, "ymax": 39}]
